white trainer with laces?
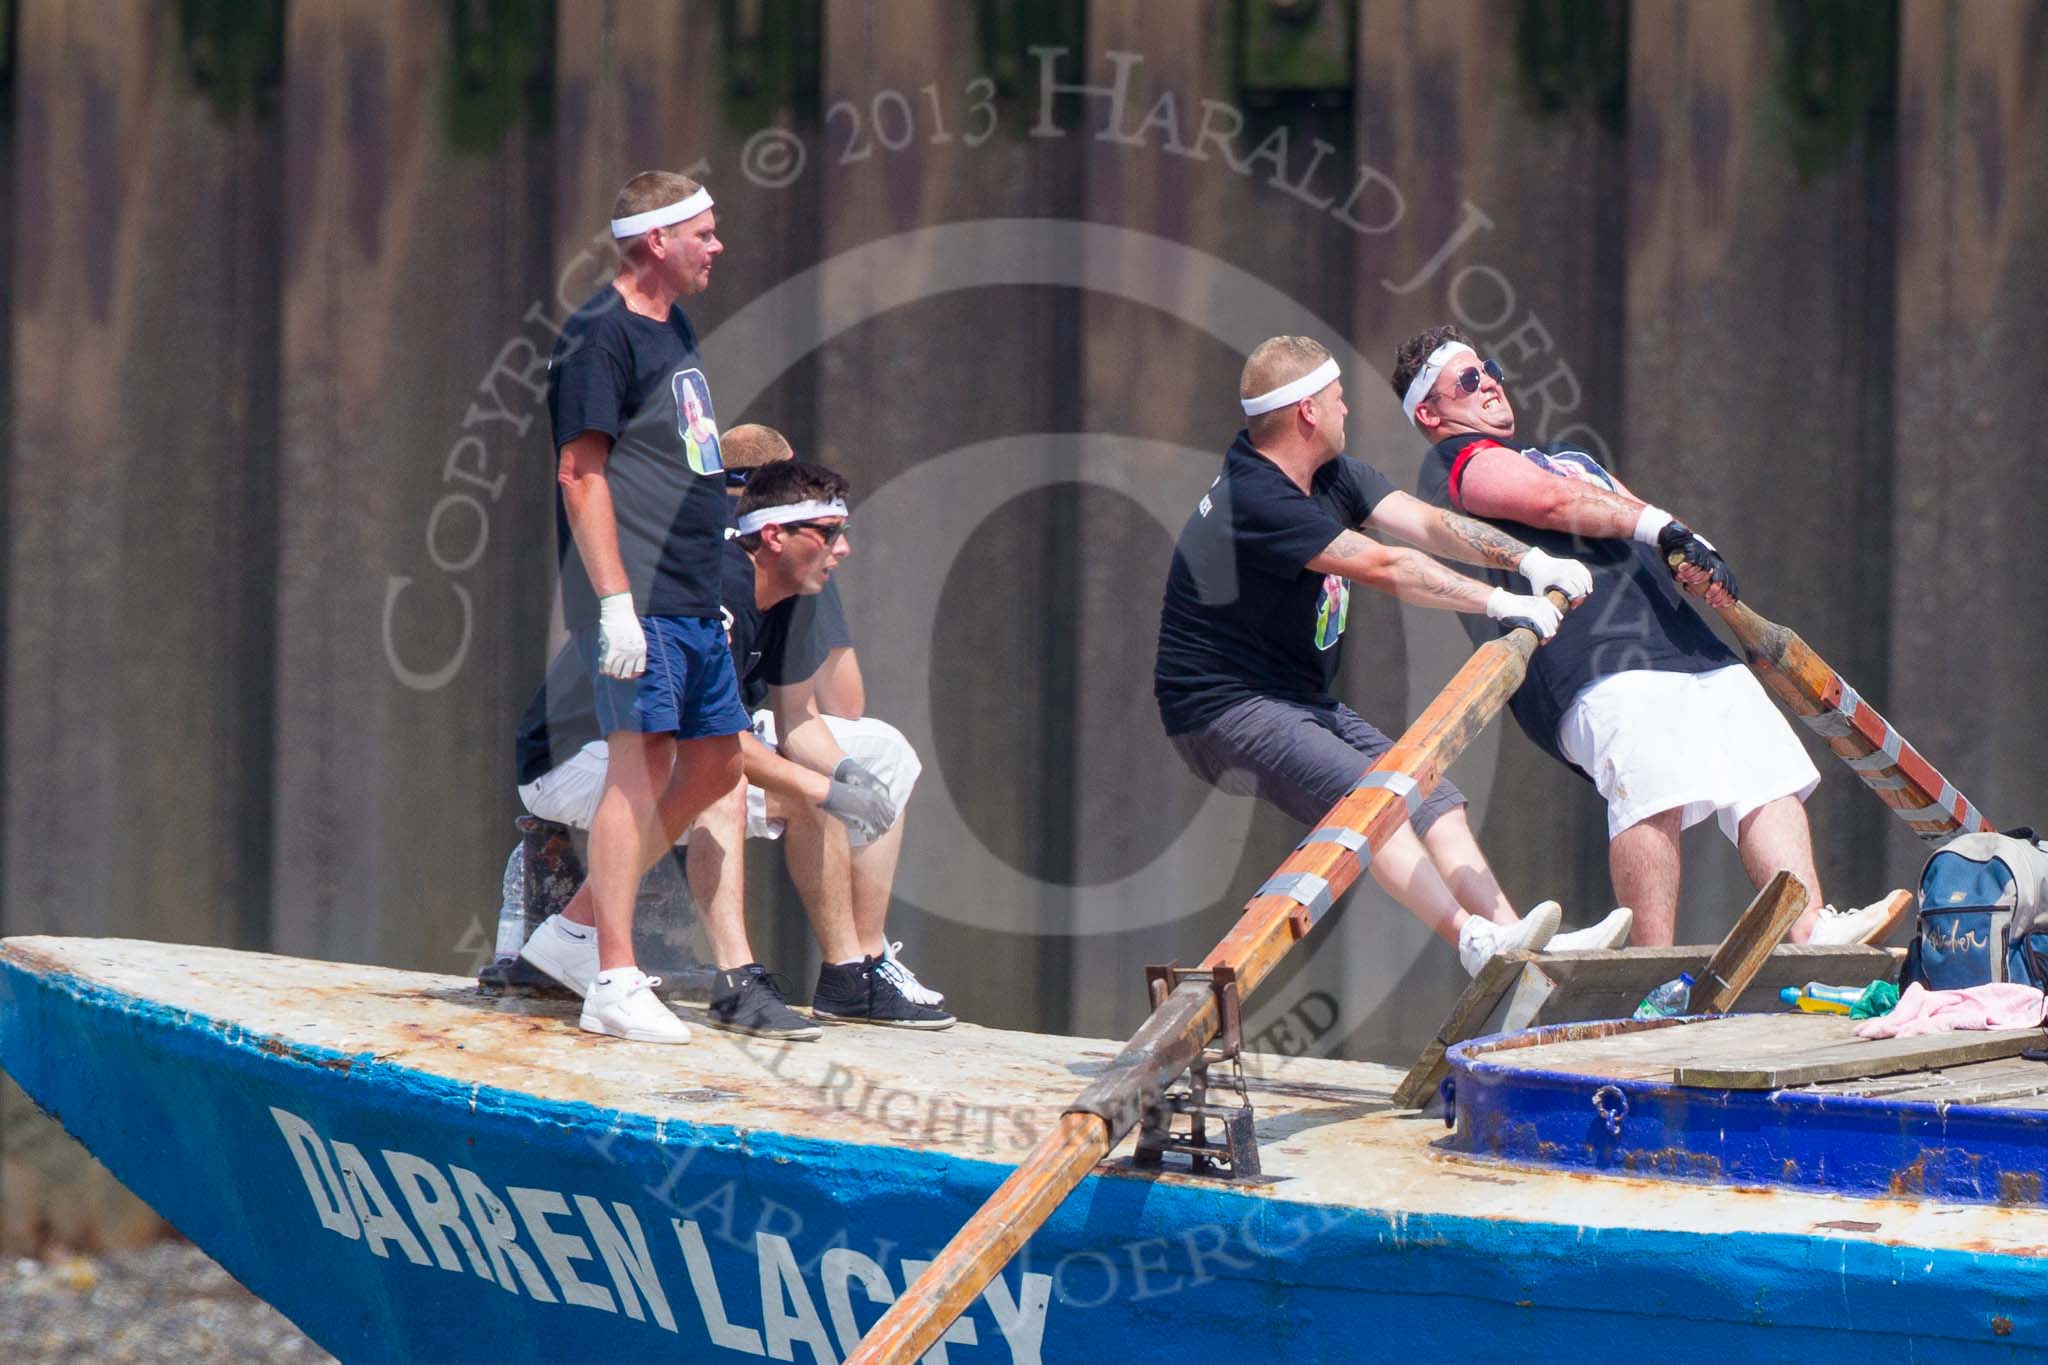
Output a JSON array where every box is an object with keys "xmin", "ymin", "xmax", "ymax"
[
  {"xmin": 1549, "ymin": 906, "xmax": 1635, "ymax": 952},
  {"xmin": 581, "ymin": 969, "xmax": 691, "ymax": 1044},
  {"xmin": 1457, "ymin": 900, "xmax": 1562, "ymax": 977},
  {"xmin": 1807, "ymin": 892, "xmax": 1914, "ymax": 947},
  {"xmin": 878, "ymin": 941, "xmax": 944, "ymax": 1007},
  {"xmin": 518, "ymin": 914, "xmax": 601, "ymax": 997}
]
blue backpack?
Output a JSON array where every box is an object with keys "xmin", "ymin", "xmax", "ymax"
[{"xmin": 1904, "ymin": 830, "xmax": 2048, "ymax": 991}]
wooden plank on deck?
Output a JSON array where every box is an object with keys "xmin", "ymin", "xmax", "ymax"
[{"xmin": 1676, "ymin": 1029, "xmax": 2046, "ymax": 1091}]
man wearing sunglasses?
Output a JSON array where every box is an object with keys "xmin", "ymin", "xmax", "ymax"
[
  {"xmin": 1397, "ymin": 323, "xmax": 1902, "ymax": 948},
  {"xmin": 1156, "ymin": 335, "xmax": 1632, "ymax": 979},
  {"xmin": 513, "ymin": 454, "xmax": 953, "ymax": 1036}
]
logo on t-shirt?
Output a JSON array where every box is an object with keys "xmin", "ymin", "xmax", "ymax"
[
  {"xmin": 1314, "ymin": 574, "xmax": 1350, "ymax": 651},
  {"xmin": 672, "ymin": 368, "xmax": 723, "ymax": 475},
  {"xmin": 1527, "ymin": 446, "xmax": 1615, "ymax": 490}
]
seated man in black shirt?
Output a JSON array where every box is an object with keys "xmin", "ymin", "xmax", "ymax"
[
  {"xmin": 1156, "ymin": 335, "xmax": 1633, "ymax": 976},
  {"xmin": 515, "ymin": 459, "xmax": 952, "ymax": 1034}
]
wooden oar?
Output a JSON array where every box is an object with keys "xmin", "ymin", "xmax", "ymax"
[
  {"xmin": 1676, "ymin": 561, "xmax": 1994, "ymax": 842},
  {"xmin": 845, "ymin": 592, "xmax": 1570, "ymax": 1364}
]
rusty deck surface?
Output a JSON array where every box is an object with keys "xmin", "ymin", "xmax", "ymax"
[{"xmin": 12, "ymin": 935, "xmax": 2048, "ymax": 1260}]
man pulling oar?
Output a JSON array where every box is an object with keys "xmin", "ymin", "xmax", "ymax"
[
  {"xmin": 1395, "ymin": 323, "xmax": 1910, "ymax": 948},
  {"xmin": 1155, "ymin": 336, "xmax": 1630, "ymax": 974},
  {"xmin": 849, "ymin": 574, "xmax": 1574, "ymax": 1364}
]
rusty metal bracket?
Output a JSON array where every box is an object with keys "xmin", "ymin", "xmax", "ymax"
[{"xmin": 1133, "ymin": 964, "xmax": 1262, "ymax": 1180}]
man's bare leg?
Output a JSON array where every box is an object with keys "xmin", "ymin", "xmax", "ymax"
[
  {"xmin": 685, "ymin": 771, "xmax": 758, "ymax": 970},
  {"xmin": 849, "ymin": 817, "xmax": 906, "ymax": 956},
  {"xmin": 773, "ymin": 797, "xmax": 864, "ymax": 963},
  {"xmin": 1369, "ymin": 823, "xmax": 1481, "ymax": 946},
  {"xmin": 565, "ymin": 731, "xmax": 677, "ymax": 972},
  {"xmin": 1612, "ymin": 808, "xmax": 1684, "ymax": 945},
  {"xmin": 1737, "ymin": 795, "xmax": 1826, "ymax": 942},
  {"xmin": 1419, "ymin": 810, "xmax": 1518, "ymax": 925}
]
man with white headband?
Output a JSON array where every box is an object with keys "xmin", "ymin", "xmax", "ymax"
[
  {"xmin": 519, "ymin": 170, "xmax": 746, "ymax": 1044},
  {"xmin": 1397, "ymin": 322, "xmax": 1904, "ymax": 948},
  {"xmin": 514, "ymin": 453, "xmax": 953, "ymax": 1034},
  {"xmin": 1157, "ymin": 335, "xmax": 1632, "ymax": 978}
]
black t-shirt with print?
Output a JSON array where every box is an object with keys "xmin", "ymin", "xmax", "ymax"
[
  {"xmin": 1155, "ymin": 434, "xmax": 1397, "ymax": 735},
  {"xmin": 548, "ymin": 285, "xmax": 730, "ymax": 623},
  {"xmin": 1414, "ymin": 432, "xmax": 1737, "ymax": 770}
]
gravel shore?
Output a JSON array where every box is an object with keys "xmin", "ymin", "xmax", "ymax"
[{"xmin": 0, "ymin": 1240, "xmax": 329, "ymax": 1362}]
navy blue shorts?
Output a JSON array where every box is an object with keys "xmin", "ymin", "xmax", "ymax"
[
  {"xmin": 576, "ymin": 614, "xmax": 750, "ymax": 740},
  {"xmin": 1168, "ymin": 695, "xmax": 1465, "ymax": 835}
]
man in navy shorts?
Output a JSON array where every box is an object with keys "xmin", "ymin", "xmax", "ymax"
[
  {"xmin": 518, "ymin": 170, "xmax": 750, "ymax": 1043},
  {"xmin": 1157, "ymin": 336, "xmax": 1633, "ymax": 976}
]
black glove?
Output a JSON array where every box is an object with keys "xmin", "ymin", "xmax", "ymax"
[
  {"xmin": 820, "ymin": 758, "xmax": 896, "ymax": 841},
  {"xmin": 1656, "ymin": 520, "xmax": 1739, "ymax": 601}
]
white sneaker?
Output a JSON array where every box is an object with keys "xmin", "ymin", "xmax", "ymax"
[
  {"xmin": 878, "ymin": 941, "xmax": 944, "ymax": 1007},
  {"xmin": 580, "ymin": 969, "xmax": 691, "ymax": 1044},
  {"xmin": 1457, "ymin": 900, "xmax": 1562, "ymax": 977},
  {"xmin": 518, "ymin": 914, "xmax": 601, "ymax": 997},
  {"xmin": 1549, "ymin": 906, "xmax": 1635, "ymax": 952},
  {"xmin": 1807, "ymin": 892, "xmax": 1913, "ymax": 947}
]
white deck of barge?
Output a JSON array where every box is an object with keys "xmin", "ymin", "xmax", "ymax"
[{"xmin": 10, "ymin": 935, "xmax": 2048, "ymax": 1261}]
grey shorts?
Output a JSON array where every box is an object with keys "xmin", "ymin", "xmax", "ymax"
[{"xmin": 1169, "ymin": 696, "xmax": 1465, "ymax": 836}]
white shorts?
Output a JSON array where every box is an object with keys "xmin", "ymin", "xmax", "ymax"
[
  {"xmin": 1558, "ymin": 665, "xmax": 1820, "ymax": 842},
  {"xmin": 517, "ymin": 713, "xmax": 922, "ymax": 847}
]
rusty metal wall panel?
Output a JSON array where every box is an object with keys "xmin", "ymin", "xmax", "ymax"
[
  {"xmin": 1622, "ymin": 0, "xmax": 1898, "ymax": 927},
  {"xmin": 1892, "ymin": 0, "xmax": 2048, "ymax": 873},
  {"xmin": 271, "ymin": 0, "xmax": 555, "ymax": 968},
  {"xmin": 1, "ymin": 0, "xmax": 281, "ymax": 1252},
  {"xmin": 807, "ymin": 0, "xmax": 1084, "ymax": 1031}
]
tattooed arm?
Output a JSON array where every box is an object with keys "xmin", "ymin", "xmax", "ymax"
[
  {"xmin": 1304, "ymin": 529, "xmax": 1496, "ymax": 613},
  {"xmin": 1362, "ymin": 489, "xmax": 1531, "ymax": 570}
]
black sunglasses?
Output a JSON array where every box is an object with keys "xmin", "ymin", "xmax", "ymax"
[
  {"xmin": 783, "ymin": 519, "xmax": 851, "ymax": 546},
  {"xmin": 1436, "ymin": 358, "xmax": 1504, "ymax": 400}
]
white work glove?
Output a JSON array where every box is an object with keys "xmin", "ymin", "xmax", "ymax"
[
  {"xmin": 595, "ymin": 592, "xmax": 648, "ymax": 679},
  {"xmin": 1517, "ymin": 546, "xmax": 1592, "ymax": 603},
  {"xmin": 821, "ymin": 758, "xmax": 897, "ymax": 842},
  {"xmin": 1485, "ymin": 587, "xmax": 1562, "ymax": 640}
]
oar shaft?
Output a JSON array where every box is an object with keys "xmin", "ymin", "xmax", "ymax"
[
  {"xmin": 1713, "ymin": 595, "xmax": 1992, "ymax": 841},
  {"xmin": 848, "ymin": 593, "xmax": 1565, "ymax": 1363}
]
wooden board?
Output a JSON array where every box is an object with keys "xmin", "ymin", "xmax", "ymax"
[
  {"xmin": 1675, "ymin": 1029, "xmax": 2046, "ymax": 1091},
  {"xmin": 1694, "ymin": 871, "xmax": 1807, "ymax": 1013},
  {"xmin": 1389, "ymin": 942, "xmax": 1899, "ymax": 1109}
]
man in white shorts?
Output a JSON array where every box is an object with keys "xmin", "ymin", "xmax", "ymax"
[
  {"xmin": 1397, "ymin": 322, "xmax": 1905, "ymax": 946},
  {"xmin": 515, "ymin": 453, "xmax": 953, "ymax": 1035}
]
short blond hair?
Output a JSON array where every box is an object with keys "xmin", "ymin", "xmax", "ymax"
[
  {"xmin": 1241, "ymin": 336, "xmax": 1334, "ymax": 437},
  {"xmin": 723, "ymin": 423, "xmax": 795, "ymax": 470},
  {"xmin": 611, "ymin": 170, "xmax": 705, "ymax": 254}
]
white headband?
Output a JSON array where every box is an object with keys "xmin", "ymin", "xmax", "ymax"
[
  {"xmin": 1240, "ymin": 357, "xmax": 1340, "ymax": 416},
  {"xmin": 735, "ymin": 499, "xmax": 849, "ymax": 536},
  {"xmin": 609, "ymin": 189, "xmax": 714, "ymax": 239},
  {"xmin": 1401, "ymin": 342, "xmax": 1476, "ymax": 422}
]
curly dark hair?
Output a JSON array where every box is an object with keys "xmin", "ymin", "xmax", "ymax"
[{"xmin": 1390, "ymin": 324, "xmax": 1477, "ymax": 404}]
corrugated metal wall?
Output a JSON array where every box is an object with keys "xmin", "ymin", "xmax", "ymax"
[{"xmin": 3, "ymin": 0, "xmax": 2044, "ymax": 1249}]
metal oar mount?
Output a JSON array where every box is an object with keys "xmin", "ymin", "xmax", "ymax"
[
  {"xmin": 1674, "ymin": 553, "xmax": 1994, "ymax": 841},
  {"xmin": 846, "ymin": 591, "xmax": 1573, "ymax": 1364}
]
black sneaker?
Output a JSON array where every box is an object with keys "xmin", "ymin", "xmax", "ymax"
[
  {"xmin": 811, "ymin": 957, "xmax": 956, "ymax": 1029},
  {"xmin": 707, "ymin": 965, "xmax": 822, "ymax": 1041}
]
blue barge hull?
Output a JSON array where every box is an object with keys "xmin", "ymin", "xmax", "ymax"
[{"xmin": 4, "ymin": 938, "xmax": 2047, "ymax": 1362}]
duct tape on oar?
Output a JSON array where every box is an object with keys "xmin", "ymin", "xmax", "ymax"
[
  {"xmin": 1664, "ymin": 552, "xmax": 1994, "ymax": 842},
  {"xmin": 844, "ymin": 590, "xmax": 1574, "ymax": 1364}
]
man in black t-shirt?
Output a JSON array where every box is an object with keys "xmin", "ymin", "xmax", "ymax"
[
  {"xmin": 1157, "ymin": 336, "xmax": 1631, "ymax": 977},
  {"xmin": 517, "ymin": 170, "xmax": 751, "ymax": 1046},
  {"xmin": 516, "ymin": 456, "xmax": 952, "ymax": 1032},
  {"xmin": 1396, "ymin": 322, "xmax": 1904, "ymax": 948}
]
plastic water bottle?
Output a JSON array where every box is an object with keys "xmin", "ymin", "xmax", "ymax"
[
  {"xmin": 493, "ymin": 847, "xmax": 527, "ymax": 962},
  {"xmin": 1633, "ymin": 971, "xmax": 1694, "ymax": 1020}
]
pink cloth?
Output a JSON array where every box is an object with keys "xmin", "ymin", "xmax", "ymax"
[{"xmin": 1853, "ymin": 982, "xmax": 2048, "ymax": 1039}]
